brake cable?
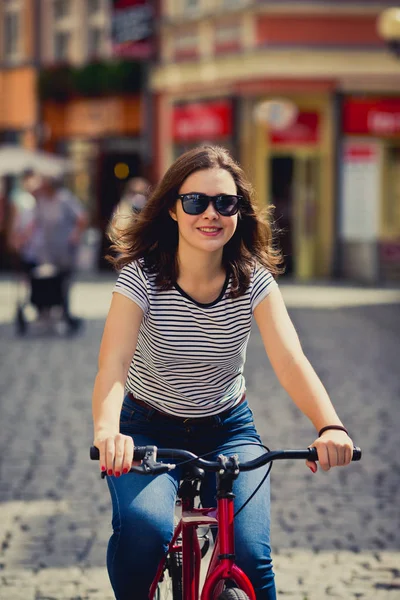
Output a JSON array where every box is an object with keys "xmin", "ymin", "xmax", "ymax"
[{"xmin": 168, "ymin": 442, "xmax": 273, "ymax": 518}]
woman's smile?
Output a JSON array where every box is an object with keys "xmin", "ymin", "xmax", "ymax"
[{"xmin": 197, "ymin": 226, "xmax": 223, "ymax": 236}]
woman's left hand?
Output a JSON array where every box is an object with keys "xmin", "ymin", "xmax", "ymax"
[{"xmin": 306, "ymin": 430, "xmax": 354, "ymax": 473}]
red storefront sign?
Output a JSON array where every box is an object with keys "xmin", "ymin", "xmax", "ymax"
[
  {"xmin": 172, "ymin": 100, "xmax": 233, "ymax": 142},
  {"xmin": 343, "ymin": 98, "xmax": 400, "ymax": 136},
  {"xmin": 270, "ymin": 112, "xmax": 320, "ymax": 145}
]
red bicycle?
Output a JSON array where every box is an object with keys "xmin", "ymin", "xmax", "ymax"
[{"xmin": 91, "ymin": 444, "xmax": 361, "ymax": 600}]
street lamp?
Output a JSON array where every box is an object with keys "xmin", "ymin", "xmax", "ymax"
[{"xmin": 377, "ymin": 7, "xmax": 400, "ymax": 57}]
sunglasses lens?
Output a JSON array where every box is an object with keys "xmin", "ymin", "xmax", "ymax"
[
  {"xmin": 180, "ymin": 194, "xmax": 241, "ymax": 216},
  {"xmin": 216, "ymin": 195, "xmax": 240, "ymax": 216},
  {"xmin": 181, "ymin": 194, "xmax": 208, "ymax": 215}
]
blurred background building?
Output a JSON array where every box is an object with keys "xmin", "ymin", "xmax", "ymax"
[
  {"xmin": 152, "ymin": 0, "xmax": 400, "ymax": 284},
  {"xmin": 0, "ymin": 0, "xmax": 38, "ymax": 149},
  {"xmin": 0, "ymin": 0, "xmax": 152, "ymax": 269},
  {"xmin": 1, "ymin": 0, "xmax": 400, "ymax": 282}
]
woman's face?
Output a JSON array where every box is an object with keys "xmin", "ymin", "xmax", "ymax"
[{"xmin": 170, "ymin": 168, "xmax": 238, "ymax": 256}]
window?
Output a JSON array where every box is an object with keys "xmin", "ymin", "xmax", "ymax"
[
  {"xmin": 3, "ymin": 10, "xmax": 19, "ymax": 58},
  {"xmin": 221, "ymin": 0, "xmax": 247, "ymax": 5},
  {"xmin": 174, "ymin": 30, "xmax": 199, "ymax": 57},
  {"xmin": 383, "ymin": 146, "xmax": 400, "ymax": 237},
  {"xmin": 53, "ymin": 0, "xmax": 70, "ymax": 20},
  {"xmin": 54, "ymin": 30, "xmax": 70, "ymax": 60},
  {"xmin": 215, "ymin": 22, "xmax": 241, "ymax": 45},
  {"xmin": 183, "ymin": 0, "xmax": 199, "ymax": 11},
  {"xmin": 214, "ymin": 19, "xmax": 241, "ymax": 53},
  {"xmin": 88, "ymin": 27, "xmax": 102, "ymax": 56},
  {"xmin": 88, "ymin": 0, "xmax": 101, "ymax": 14}
]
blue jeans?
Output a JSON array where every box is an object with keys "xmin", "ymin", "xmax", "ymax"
[{"xmin": 106, "ymin": 395, "xmax": 276, "ymax": 600}]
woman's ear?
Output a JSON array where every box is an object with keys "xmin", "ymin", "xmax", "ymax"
[{"xmin": 169, "ymin": 206, "xmax": 178, "ymax": 221}]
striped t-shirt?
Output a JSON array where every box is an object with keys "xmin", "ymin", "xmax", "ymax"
[{"xmin": 113, "ymin": 260, "xmax": 278, "ymax": 417}]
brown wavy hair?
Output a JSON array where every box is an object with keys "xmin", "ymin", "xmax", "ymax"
[{"xmin": 108, "ymin": 145, "xmax": 283, "ymax": 298}]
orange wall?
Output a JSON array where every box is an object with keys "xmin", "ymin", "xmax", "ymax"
[
  {"xmin": 0, "ymin": 67, "xmax": 37, "ymax": 129},
  {"xmin": 256, "ymin": 15, "xmax": 383, "ymax": 47}
]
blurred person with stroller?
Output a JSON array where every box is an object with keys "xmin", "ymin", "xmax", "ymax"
[
  {"xmin": 35, "ymin": 176, "xmax": 88, "ymax": 331},
  {"xmin": 14, "ymin": 175, "xmax": 88, "ymax": 335}
]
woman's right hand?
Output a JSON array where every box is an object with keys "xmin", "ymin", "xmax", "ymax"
[{"xmin": 94, "ymin": 432, "xmax": 134, "ymax": 477}]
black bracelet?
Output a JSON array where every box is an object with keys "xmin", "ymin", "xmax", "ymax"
[{"xmin": 318, "ymin": 425, "xmax": 349, "ymax": 437}]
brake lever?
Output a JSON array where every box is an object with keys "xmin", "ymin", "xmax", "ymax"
[
  {"xmin": 130, "ymin": 463, "xmax": 175, "ymax": 475},
  {"xmin": 130, "ymin": 446, "xmax": 175, "ymax": 475},
  {"xmin": 100, "ymin": 445, "xmax": 175, "ymax": 478}
]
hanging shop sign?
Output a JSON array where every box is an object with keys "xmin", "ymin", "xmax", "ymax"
[
  {"xmin": 172, "ymin": 100, "xmax": 233, "ymax": 142},
  {"xmin": 269, "ymin": 111, "xmax": 320, "ymax": 145},
  {"xmin": 111, "ymin": 0, "xmax": 153, "ymax": 59},
  {"xmin": 343, "ymin": 97, "xmax": 400, "ymax": 136},
  {"xmin": 43, "ymin": 97, "xmax": 142, "ymax": 139},
  {"xmin": 253, "ymin": 98, "xmax": 298, "ymax": 130},
  {"xmin": 340, "ymin": 139, "xmax": 381, "ymax": 242}
]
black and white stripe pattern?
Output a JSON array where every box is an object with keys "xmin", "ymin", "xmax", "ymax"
[{"xmin": 114, "ymin": 260, "xmax": 277, "ymax": 417}]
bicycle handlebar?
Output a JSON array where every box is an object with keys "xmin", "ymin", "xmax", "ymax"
[{"xmin": 90, "ymin": 444, "xmax": 362, "ymax": 474}]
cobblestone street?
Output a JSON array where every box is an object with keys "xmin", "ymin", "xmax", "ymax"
[{"xmin": 0, "ymin": 276, "xmax": 399, "ymax": 599}]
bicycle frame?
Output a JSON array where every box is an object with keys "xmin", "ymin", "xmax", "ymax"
[{"xmin": 149, "ymin": 485, "xmax": 256, "ymax": 600}]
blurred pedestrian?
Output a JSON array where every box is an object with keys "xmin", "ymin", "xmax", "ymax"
[
  {"xmin": 9, "ymin": 169, "xmax": 41, "ymax": 271},
  {"xmin": 33, "ymin": 177, "xmax": 88, "ymax": 332},
  {"xmin": 35, "ymin": 177, "xmax": 87, "ymax": 267},
  {"xmin": 112, "ymin": 177, "xmax": 150, "ymax": 232}
]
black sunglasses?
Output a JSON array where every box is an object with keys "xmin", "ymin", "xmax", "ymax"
[{"xmin": 178, "ymin": 193, "xmax": 242, "ymax": 217}]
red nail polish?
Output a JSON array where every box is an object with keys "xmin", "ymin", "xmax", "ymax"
[
  {"xmin": 123, "ymin": 468, "xmax": 128, "ymax": 474},
  {"xmin": 101, "ymin": 466, "xmax": 106, "ymax": 472},
  {"xmin": 115, "ymin": 471, "xmax": 121, "ymax": 477},
  {"xmin": 108, "ymin": 469, "xmax": 113, "ymax": 476}
]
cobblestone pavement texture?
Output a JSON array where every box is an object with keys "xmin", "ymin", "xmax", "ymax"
[{"xmin": 0, "ymin": 276, "xmax": 399, "ymax": 599}]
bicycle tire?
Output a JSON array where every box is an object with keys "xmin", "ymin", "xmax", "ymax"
[
  {"xmin": 217, "ymin": 588, "xmax": 251, "ymax": 600},
  {"xmin": 169, "ymin": 550, "xmax": 183, "ymax": 599},
  {"xmin": 156, "ymin": 551, "xmax": 182, "ymax": 600}
]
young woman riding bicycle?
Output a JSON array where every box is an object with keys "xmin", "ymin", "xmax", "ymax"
[{"xmin": 91, "ymin": 145, "xmax": 354, "ymax": 600}]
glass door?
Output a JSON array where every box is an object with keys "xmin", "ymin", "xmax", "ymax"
[
  {"xmin": 293, "ymin": 155, "xmax": 319, "ymax": 280},
  {"xmin": 269, "ymin": 154, "xmax": 319, "ymax": 279},
  {"xmin": 381, "ymin": 144, "xmax": 400, "ymax": 280}
]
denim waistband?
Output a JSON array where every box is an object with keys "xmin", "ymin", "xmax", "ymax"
[{"xmin": 126, "ymin": 391, "xmax": 246, "ymax": 425}]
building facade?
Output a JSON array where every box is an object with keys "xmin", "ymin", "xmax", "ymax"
[
  {"xmin": 0, "ymin": 0, "xmax": 39, "ymax": 148},
  {"xmin": 151, "ymin": 0, "xmax": 400, "ymax": 283},
  {"xmin": 38, "ymin": 0, "xmax": 147, "ymax": 247},
  {"xmin": 1, "ymin": 0, "xmax": 152, "ymax": 269}
]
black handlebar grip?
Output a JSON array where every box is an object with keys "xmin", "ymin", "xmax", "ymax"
[
  {"xmin": 308, "ymin": 447, "xmax": 318, "ymax": 462},
  {"xmin": 308, "ymin": 446, "xmax": 362, "ymax": 462},
  {"xmin": 90, "ymin": 445, "xmax": 149, "ymax": 461},
  {"xmin": 90, "ymin": 446, "xmax": 100, "ymax": 460}
]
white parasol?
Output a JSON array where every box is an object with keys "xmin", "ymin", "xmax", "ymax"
[{"xmin": 0, "ymin": 145, "xmax": 73, "ymax": 177}]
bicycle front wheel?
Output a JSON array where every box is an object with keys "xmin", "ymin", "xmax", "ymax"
[
  {"xmin": 217, "ymin": 588, "xmax": 250, "ymax": 600},
  {"xmin": 156, "ymin": 551, "xmax": 182, "ymax": 600}
]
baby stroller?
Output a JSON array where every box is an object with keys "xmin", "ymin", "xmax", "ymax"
[{"xmin": 15, "ymin": 262, "xmax": 82, "ymax": 336}]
